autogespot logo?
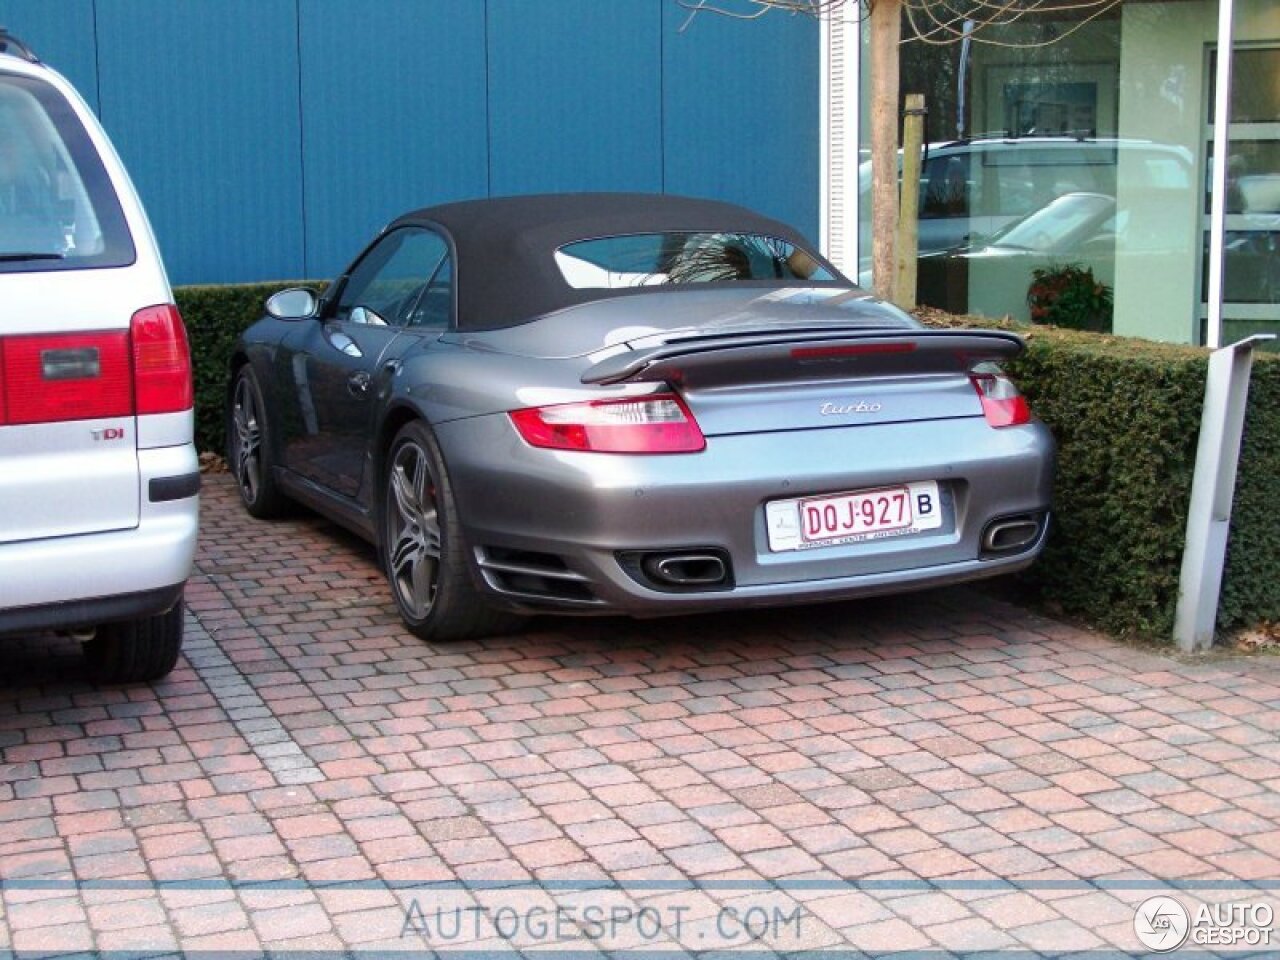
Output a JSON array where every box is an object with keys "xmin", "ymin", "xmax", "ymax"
[{"xmin": 1134, "ymin": 896, "xmax": 1191, "ymax": 952}]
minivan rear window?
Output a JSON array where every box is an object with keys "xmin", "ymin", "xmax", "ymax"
[{"xmin": 0, "ymin": 71, "xmax": 134, "ymax": 274}]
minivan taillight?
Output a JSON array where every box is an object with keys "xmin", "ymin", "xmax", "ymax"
[
  {"xmin": 131, "ymin": 304, "xmax": 193, "ymax": 415},
  {"xmin": 0, "ymin": 331, "xmax": 132, "ymax": 425},
  {"xmin": 0, "ymin": 304, "xmax": 191, "ymax": 426}
]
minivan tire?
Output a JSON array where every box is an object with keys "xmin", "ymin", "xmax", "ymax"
[{"xmin": 84, "ymin": 599, "xmax": 185, "ymax": 683}]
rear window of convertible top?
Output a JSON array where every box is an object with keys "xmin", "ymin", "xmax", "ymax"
[{"xmin": 555, "ymin": 232, "xmax": 834, "ymax": 290}]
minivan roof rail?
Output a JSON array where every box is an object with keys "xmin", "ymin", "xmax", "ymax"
[
  {"xmin": 936, "ymin": 131, "xmax": 1099, "ymax": 147},
  {"xmin": 0, "ymin": 27, "xmax": 40, "ymax": 63}
]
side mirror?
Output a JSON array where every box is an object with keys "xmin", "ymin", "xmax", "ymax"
[{"xmin": 265, "ymin": 287, "xmax": 319, "ymax": 320}]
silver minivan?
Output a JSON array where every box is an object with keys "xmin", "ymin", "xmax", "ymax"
[
  {"xmin": 857, "ymin": 136, "xmax": 1195, "ymax": 263},
  {"xmin": 0, "ymin": 30, "xmax": 198, "ymax": 682}
]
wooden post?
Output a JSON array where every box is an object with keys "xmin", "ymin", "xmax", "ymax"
[
  {"xmin": 895, "ymin": 94, "xmax": 925, "ymax": 309},
  {"xmin": 869, "ymin": 0, "xmax": 901, "ymax": 301}
]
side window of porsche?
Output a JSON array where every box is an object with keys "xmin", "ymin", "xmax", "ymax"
[
  {"xmin": 334, "ymin": 227, "xmax": 449, "ymax": 328},
  {"xmin": 407, "ymin": 251, "xmax": 452, "ymax": 330}
]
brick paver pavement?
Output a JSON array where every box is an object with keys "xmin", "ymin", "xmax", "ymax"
[{"xmin": 2, "ymin": 473, "xmax": 1279, "ymax": 955}]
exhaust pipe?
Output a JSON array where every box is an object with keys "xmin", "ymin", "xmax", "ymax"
[
  {"xmin": 618, "ymin": 548, "xmax": 735, "ymax": 592},
  {"xmin": 644, "ymin": 553, "xmax": 728, "ymax": 587},
  {"xmin": 982, "ymin": 516, "xmax": 1042, "ymax": 554}
]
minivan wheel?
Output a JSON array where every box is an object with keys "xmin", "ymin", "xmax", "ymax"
[
  {"xmin": 229, "ymin": 366, "xmax": 289, "ymax": 518},
  {"xmin": 382, "ymin": 421, "xmax": 522, "ymax": 642},
  {"xmin": 84, "ymin": 599, "xmax": 185, "ymax": 684}
]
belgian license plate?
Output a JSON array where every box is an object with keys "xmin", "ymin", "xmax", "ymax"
[{"xmin": 765, "ymin": 481, "xmax": 942, "ymax": 552}]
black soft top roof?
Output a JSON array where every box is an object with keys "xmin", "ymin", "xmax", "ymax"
[{"xmin": 388, "ymin": 192, "xmax": 839, "ymax": 331}]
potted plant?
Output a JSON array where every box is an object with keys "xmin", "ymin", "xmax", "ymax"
[{"xmin": 1027, "ymin": 263, "xmax": 1113, "ymax": 333}]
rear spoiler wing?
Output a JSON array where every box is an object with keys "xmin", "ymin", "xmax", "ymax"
[{"xmin": 580, "ymin": 328, "xmax": 1026, "ymax": 386}]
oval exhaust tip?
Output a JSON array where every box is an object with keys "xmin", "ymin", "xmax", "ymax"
[
  {"xmin": 982, "ymin": 518, "xmax": 1041, "ymax": 553},
  {"xmin": 648, "ymin": 554, "xmax": 728, "ymax": 586}
]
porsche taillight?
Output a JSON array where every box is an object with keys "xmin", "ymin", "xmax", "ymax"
[
  {"xmin": 970, "ymin": 370, "xmax": 1031, "ymax": 428},
  {"xmin": 0, "ymin": 304, "xmax": 191, "ymax": 426},
  {"xmin": 509, "ymin": 394, "xmax": 706, "ymax": 453}
]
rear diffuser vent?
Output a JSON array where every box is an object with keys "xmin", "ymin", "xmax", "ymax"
[{"xmin": 475, "ymin": 547, "xmax": 602, "ymax": 607}]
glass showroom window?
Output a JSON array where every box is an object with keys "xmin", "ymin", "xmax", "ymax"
[{"xmin": 838, "ymin": 0, "xmax": 1279, "ymax": 345}]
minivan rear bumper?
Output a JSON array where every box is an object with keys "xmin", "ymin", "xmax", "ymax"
[
  {"xmin": 0, "ymin": 582, "xmax": 184, "ymax": 636},
  {"xmin": 0, "ymin": 444, "xmax": 199, "ymax": 636}
]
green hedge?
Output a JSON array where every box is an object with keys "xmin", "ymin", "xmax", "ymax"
[
  {"xmin": 174, "ymin": 282, "xmax": 1279, "ymax": 639},
  {"xmin": 919, "ymin": 309, "xmax": 1279, "ymax": 637},
  {"xmin": 1222, "ymin": 353, "xmax": 1280, "ymax": 631},
  {"xmin": 176, "ymin": 281, "xmax": 321, "ymax": 454}
]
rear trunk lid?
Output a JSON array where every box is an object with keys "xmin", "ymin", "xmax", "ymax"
[
  {"xmin": 584, "ymin": 328, "xmax": 1022, "ymax": 434},
  {"xmin": 561, "ymin": 291, "xmax": 1021, "ymax": 434},
  {"xmin": 0, "ymin": 270, "xmax": 150, "ymax": 545},
  {"xmin": 454, "ymin": 286, "xmax": 1024, "ymax": 434}
]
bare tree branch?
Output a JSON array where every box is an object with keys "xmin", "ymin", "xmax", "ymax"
[
  {"xmin": 678, "ymin": 0, "xmax": 1124, "ymax": 45},
  {"xmin": 677, "ymin": 0, "xmax": 859, "ymax": 33},
  {"xmin": 902, "ymin": 0, "xmax": 1122, "ymax": 48}
]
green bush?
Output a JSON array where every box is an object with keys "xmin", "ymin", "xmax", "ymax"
[
  {"xmin": 176, "ymin": 281, "xmax": 321, "ymax": 454},
  {"xmin": 1222, "ymin": 357, "xmax": 1280, "ymax": 630},
  {"xmin": 920, "ymin": 309, "xmax": 1280, "ymax": 638}
]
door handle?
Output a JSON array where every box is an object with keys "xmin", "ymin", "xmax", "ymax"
[
  {"xmin": 327, "ymin": 330, "xmax": 362, "ymax": 357},
  {"xmin": 347, "ymin": 371, "xmax": 371, "ymax": 395},
  {"xmin": 383, "ymin": 359, "xmax": 402, "ymax": 375}
]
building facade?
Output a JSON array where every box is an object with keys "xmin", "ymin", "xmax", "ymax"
[
  {"xmin": 6, "ymin": 0, "xmax": 1274, "ymax": 348},
  {"xmin": 0, "ymin": 0, "xmax": 819, "ymax": 286},
  {"xmin": 824, "ymin": 0, "xmax": 1280, "ymax": 346}
]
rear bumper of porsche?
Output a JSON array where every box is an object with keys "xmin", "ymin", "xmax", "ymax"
[{"xmin": 437, "ymin": 414, "xmax": 1055, "ymax": 617}]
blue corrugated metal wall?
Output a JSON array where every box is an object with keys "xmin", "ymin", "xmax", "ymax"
[
  {"xmin": 0, "ymin": 0, "xmax": 818, "ymax": 285},
  {"xmin": 488, "ymin": 0, "xmax": 664, "ymax": 196}
]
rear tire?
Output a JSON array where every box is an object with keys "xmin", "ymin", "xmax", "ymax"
[
  {"xmin": 228, "ymin": 365, "xmax": 290, "ymax": 518},
  {"xmin": 382, "ymin": 420, "xmax": 522, "ymax": 642},
  {"xmin": 84, "ymin": 599, "xmax": 185, "ymax": 683}
]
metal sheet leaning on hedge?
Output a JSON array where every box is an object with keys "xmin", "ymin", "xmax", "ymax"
[{"xmin": 1175, "ymin": 333, "xmax": 1276, "ymax": 652}]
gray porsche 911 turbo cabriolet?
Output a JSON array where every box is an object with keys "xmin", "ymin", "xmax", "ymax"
[{"xmin": 227, "ymin": 193, "xmax": 1054, "ymax": 641}]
